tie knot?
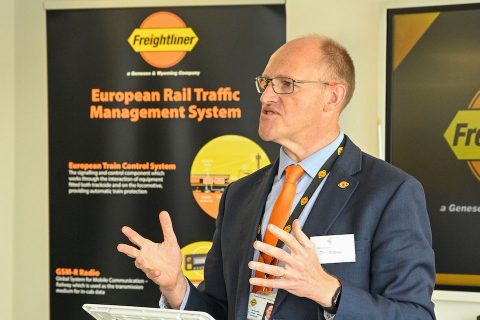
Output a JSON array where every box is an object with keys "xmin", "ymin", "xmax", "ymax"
[{"xmin": 284, "ymin": 165, "xmax": 304, "ymax": 183}]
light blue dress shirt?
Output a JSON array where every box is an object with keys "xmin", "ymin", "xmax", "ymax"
[{"xmin": 258, "ymin": 131, "xmax": 344, "ymax": 242}]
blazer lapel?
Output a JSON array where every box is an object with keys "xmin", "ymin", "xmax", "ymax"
[
  {"xmin": 235, "ymin": 161, "xmax": 279, "ymax": 320},
  {"xmin": 273, "ymin": 136, "xmax": 362, "ymax": 309},
  {"xmin": 302, "ymin": 170, "xmax": 358, "ymax": 237}
]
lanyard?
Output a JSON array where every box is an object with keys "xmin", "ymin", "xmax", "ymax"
[{"xmin": 257, "ymin": 136, "xmax": 346, "ymax": 261}]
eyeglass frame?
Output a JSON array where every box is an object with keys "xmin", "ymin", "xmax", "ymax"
[{"xmin": 254, "ymin": 76, "xmax": 336, "ymax": 94}]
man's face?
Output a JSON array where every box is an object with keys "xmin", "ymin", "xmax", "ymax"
[{"xmin": 258, "ymin": 40, "xmax": 330, "ymax": 150}]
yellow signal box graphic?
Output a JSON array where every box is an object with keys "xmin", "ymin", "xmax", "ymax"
[{"xmin": 181, "ymin": 241, "xmax": 212, "ymax": 284}]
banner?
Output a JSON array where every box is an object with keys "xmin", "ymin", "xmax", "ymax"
[
  {"xmin": 47, "ymin": 5, "xmax": 285, "ymax": 319},
  {"xmin": 386, "ymin": 3, "xmax": 480, "ymax": 290}
]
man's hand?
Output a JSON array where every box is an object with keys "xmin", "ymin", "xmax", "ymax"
[
  {"xmin": 117, "ymin": 211, "xmax": 186, "ymax": 308},
  {"xmin": 248, "ymin": 219, "xmax": 340, "ymax": 308}
]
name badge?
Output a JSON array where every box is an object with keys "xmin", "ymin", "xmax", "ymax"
[
  {"xmin": 310, "ymin": 234, "xmax": 356, "ymax": 264},
  {"xmin": 247, "ymin": 292, "xmax": 276, "ymax": 320}
]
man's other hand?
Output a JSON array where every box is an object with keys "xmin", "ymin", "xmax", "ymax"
[{"xmin": 117, "ymin": 210, "xmax": 186, "ymax": 308}]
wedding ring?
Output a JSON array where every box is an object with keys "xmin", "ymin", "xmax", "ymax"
[{"xmin": 282, "ymin": 267, "xmax": 288, "ymax": 278}]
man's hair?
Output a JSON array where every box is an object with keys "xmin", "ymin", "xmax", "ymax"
[{"xmin": 318, "ymin": 36, "xmax": 356, "ymax": 109}]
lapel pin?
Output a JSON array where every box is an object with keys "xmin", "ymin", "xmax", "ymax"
[
  {"xmin": 284, "ymin": 225, "xmax": 292, "ymax": 233},
  {"xmin": 337, "ymin": 147, "xmax": 344, "ymax": 155},
  {"xmin": 338, "ymin": 181, "xmax": 349, "ymax": 189}
]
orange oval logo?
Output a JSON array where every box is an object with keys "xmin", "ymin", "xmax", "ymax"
[
  {"xmin": 128, "ymin": 12, "xmax": 199, "ymax": 68},
  {"xmin": 318, "ymin": 170, "xmax": 327, "ymax": 179},
  {"xmin": 300, "ymin": 196, "xmax": 309, "ymax": 206}
]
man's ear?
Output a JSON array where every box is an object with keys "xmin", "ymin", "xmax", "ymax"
[{"xmin": 324, "ymin": 83, "xmax": 347, "ymax": 112}]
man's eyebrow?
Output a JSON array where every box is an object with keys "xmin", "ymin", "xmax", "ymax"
[{"xmin": 262, "ymin": 74, "xmax": 292, "ymax": 78}]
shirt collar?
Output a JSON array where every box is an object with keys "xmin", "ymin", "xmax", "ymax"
[{"xmin": 277, "ymin": 132, "xmax": 345, "ymax": 179}]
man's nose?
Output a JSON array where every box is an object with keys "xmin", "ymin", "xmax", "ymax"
[{"xmin": 260, "ymin": 82, "xmax": 278, "ymax": 104}]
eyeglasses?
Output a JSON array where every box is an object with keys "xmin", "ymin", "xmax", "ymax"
[{"xmin": 254, "ymin": 76, "xmax": 331, "ymax": 94}]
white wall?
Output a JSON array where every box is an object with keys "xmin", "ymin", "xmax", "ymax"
[
  {"xmin": 13, "ymin": 0, "xmax": 50, "ymax": 319},
  {"xmin": 434, "ymin": 291, "xmax": 480, "ymax": 320},
  {"xmin": 0, "ymin": 0, "xmax": 15, "ymax": 319},
  {"xmin": 287, "ymin": 0, "xmax": 382, "ymax": 156},
  {"xmin": 9, "ymin": 0, "xmax": 480, "ymax": 319}
]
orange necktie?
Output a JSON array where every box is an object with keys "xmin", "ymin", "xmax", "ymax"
[{"xmin": 253, "ymin": 164, "xmax": 305, "ymax": 292}]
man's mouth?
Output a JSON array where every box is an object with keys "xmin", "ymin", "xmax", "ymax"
[{"xmin": 262, "ymin": 107, "xmax": 279, "ymax": 116}]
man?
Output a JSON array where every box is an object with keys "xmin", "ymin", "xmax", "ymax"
[{"xmin": 118, "ymin": 35, "xmax": 436, "ymax": 319}]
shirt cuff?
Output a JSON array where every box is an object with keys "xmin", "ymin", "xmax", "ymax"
[
  {"xmin": 324, "ymin": 310, "xmax": 335, "ymax": 320},
  {"xmin": 158, "ymin": 277, "xmax": 191, "ymax": 310}
]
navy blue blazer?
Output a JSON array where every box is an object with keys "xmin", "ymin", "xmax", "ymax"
[{"xmin": 185, "ymin": 136, "xmax": 436, "ymax": 319}]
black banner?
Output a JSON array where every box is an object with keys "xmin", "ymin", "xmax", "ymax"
[
  {"xmin": 47, "ymin": 5, "xmax": 285, "ymax": 319},
  {"xmin": 387, "ymin": 3, "xmax": 480, "ymax": 290}
]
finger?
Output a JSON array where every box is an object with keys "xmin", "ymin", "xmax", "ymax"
[
  {"xmin": 159, "ymin": 211, "xmax": 178, "ymax": 244},
  {"xmin": 267, "ymin": 224, "xmax": 303, "ymax": 253},
  {"xmin": 135, "ymin": 256, "xmax": 149, "ymax": 270},
  {"xmin": 253, "ymin": 240, "xmax": 295, "ymax": 266},
  {"xmin": 249, "ymin": 276, "xmax": 284, "ymax": 289},
  {"xmin": 121, "ymin": 226, "xmax": 148, "ymax": 248},
  {"xmin": 117, "ymin": 243, "xmax": 140, "ymax": 258},
  {"xmin": 292, "ymin": 219, "xmax": 313, "ymax": 248},
  {"xmin": 136, "ymin": 255, "xmax": 144, "ymax": 266},
  {"xmin": 135, "ymin": 257, "xmax": 160, "ymax": 278},
  {"xmin": 248, "ymin": 261, "xmax": 285, "ymax": 278},
  {"xmin": 134, "ymin": 259, "xmax": 142, "ymax": 270}
]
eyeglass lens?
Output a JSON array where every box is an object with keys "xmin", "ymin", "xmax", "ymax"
[{"xmin": 256, "ymin": 77, "xmax": 294, "ymax": 94}]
